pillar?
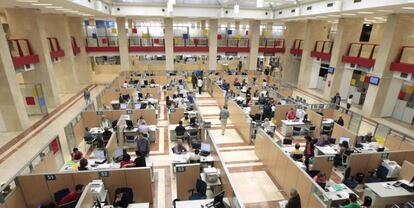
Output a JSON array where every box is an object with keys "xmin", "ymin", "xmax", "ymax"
[
  {"xmin": 208, "ymin": 19, "xmax": 218, "ymax": 71},
  {"xmin": 116, "ymin": 17, "xmax": 130, "ymax": 71},
  {"xmin": 0, "ymin": 22, "xmax": 30, "ymax": 131},
  {"xmin": 6, "ymin": 8, "xmax": 60, "ymax": 108},
  {"xmin": 248, "ymin": 20, "xmax": 260, "ymax": 71},
  {"xmin": 323, "ymin": 18, "xmax": 364, "ymax": 100},
  {"xmin": 164, "ymin": 18, "xmax": 174, "ymax": 71},
  {"xmin": 281, "ymin": 22, "xmax": 306, "ymax": 85},
  {"xmin": 362, "ymin": 14, "xmax": 406, "ymax": 117},
  {"xmin": 297, "ymin": 20, "xmax": 330, "ymax": 90},
  {"xmin": 68, "ymin": 17, "xmax": 93, "ymax": 85}
]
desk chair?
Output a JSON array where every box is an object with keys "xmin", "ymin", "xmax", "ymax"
[
  {"xmin": 292, "ymin": 154, "xmax": 303, "ymax": 161},
  {"xmin": 343, "ymin": 167, "xmax": 358, "ymax": 189},
  {"xmin": 175, "ymin": 132, "xmax": 186, "ymax": 143},
  {"xmin": 367, "ymin": 165, "xmax": 388, "ymax": 183},
  {"xmin": 54, "ymin": 188, "xmax": 70, "ymax": 205},
  {"xmin": 188, "ymin": 178, "xmax": 207, "ymax": 200},
  {"xmin": 322, "ymin": 126, "xmax": 332, "ymax": 136},
  {"xmin": 114, "ymin": 187, "xmax": 134, "ymax": 205},
  {"xmin": 283, "ymin": 138, "xmax": 293, "ymax": 145},
  {"xmin": 305, "ymin": 126, "xmax": 316, "ymax": 137},
  {"xmin": 292, "ymin": 126, "xmax": 302, "ymax": 136},
  {"xmin": 187, "ymin": 131, "xmax": 200, "ymax": 148}
]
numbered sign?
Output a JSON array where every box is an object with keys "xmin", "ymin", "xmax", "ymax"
[
  {"xmin": 170, "ymin": 108, "xmax": 176, "ymax": 113},
  {"xmin": 45, "ymin": 174, "xmax": 56, "ymax": 181},
  {"xmin": 176, "ymin": 166, "xmax": 186, "ymax": 172},
  {"xmin": 328, "ymin": 156, "xmax": 335, "ymax": 161},
  {"xmin": 99, "ymin": 171, "xmax": 109, "ymax": 177},
  {"xmin": 126, "ymin": 109, "xmax": 133, "ymax": 114},
  {"xmin": 96, "ymin": 111, "xmax": 104, "ymax": 115}
]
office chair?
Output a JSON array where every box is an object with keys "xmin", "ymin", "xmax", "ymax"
[
  {"xmin": 322, "ymin": 126, "xmax": 332, "ymax": 136},
  {"xmin": 328, "ymin": 138, "xmax": 336, "ymax": 145},
  {"xmin": 188, "ymin": 179, "xmax": 207, "ymax": 200},
  {"xmin": 283, "ymin": 138, "xmax": 293, "ymax": 145},
  {"xmin": 307, "ymin": 170, "xmax": 320, "ymax": 178},
  {"xmin": 292, "ymin": 154, "xmax": 303, "ymax": 161},
  {"xmin": 54, "ymin": 188, "xmax": 70, "ymax": 205},
  {"xmin": 292, "ymin": 126, "xmax": 302, "ymax": 136},
  {"xmin": 361, "ymin": 196, "xmax": 372, "ymax": 208},
  {"xmin": 367, "ymin": 165, "xmax": 389, "ymax": 183},
  {"xmin": 306, "ymin": 126, "xmax": 316, "ymax": 137},
  {"xmin": 343, "ymin": 167, "xmax": 358, "ymax": 189},
  {"xmin": 114, "ymin": 187, "xmax": 134, "ymax": 205}
]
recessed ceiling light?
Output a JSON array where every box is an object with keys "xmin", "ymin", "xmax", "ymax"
[
  {"xmin": 32, "ymin": 3, "xmax": 52, "ymax": 6},
  {"xmin": 341, "ymin": 13, "xmax": 355, "ymax": 16},
  {"xmin": 402, "ymin": 7, "xmax": 414, "ymax": 10},
  {"xmin": 358, "ymin": 11, "xmax": 374, "ymax": 14}
]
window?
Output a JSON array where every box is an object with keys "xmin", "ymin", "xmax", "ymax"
[
  {"xmin": 291, "ymin": 9, "xmax": 296, "ymax": 13},
  {"xmin": 354, "ymin": 0, "xmax": 362, "ymax": 2},
  {"xmin": 327, "ymin": 3, "xmax": 334, "ymax": 7},
  {"xmin": 279, "ymin": 11, "xmax": 282, "ymax": 15},
  {"xmin": 307, "ymin": 6, "xmax": 312, "ymax": 10}
]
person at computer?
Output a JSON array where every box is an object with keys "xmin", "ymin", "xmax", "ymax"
[
  {"xmin": 100, "ymin": 115, "xmax": 111, "ymax": 129},
  {"xmin": 120, "ymin": 154, "xmax": 133, "ymax": 168},
  {"xmin": 132, "ymin": 151, "xmax": 147, "ymax": 167},
  {"xmin": 78, "ymin": 158, "xmax": 88, "ymax": 171},
  {"xmin": 118, "ymin": 93, "xmax": 125, "ymax": 104},
  {"xmin": 59, "ymin": 184, "xmax": 84, "ymax": 205},
  {"xmin": 336, "ymin": 115, "xmax": 344, "ymax": 126},
  {"xmin": 315, "ymin": 134, "xmax": 330, "ymax": 147},
  {"xmin": 342, "ymin": 193, "xmax": 361, "ymax": 208},
  {"xmin": 233, "ymin": 78, "xmax": 240, "ymax": 86},
  {"xmin": 313, "ymin": 172, "xmax": 327, "ymax": 189},
  {"xmin": 102, "ymin": 127, "xmax": 112, "ymax": 143},
  {"xmin": 286, "ymin": 189, "xmax": 301, "ymax": 208},
  {"xmin": 175, "ymin": 121, "xmax": 186, "ymax": 138},
  {"xmin": 147, "ymin": 103, "xmax": 155, "ymax": 110},
  {"xmin": 135, "ymin": 133, "xmax": 150, "ymax": 157},
  {"xmin": 290, "ymin": 144, "xmax": 303, "ymax": 161},
  {"xmin": 189, "ymin": 149, "xmax": 201, "ymax": 163},
  {"xmin": 172, "ymin": 139, "xmax": 187, "ymax": 154},
  {"xmin": 71, "ymin": 148, "xmax": 83, "ymax": 161},
  {"xmin": 145, "ymin": 92, "xmax": 151, "ymax": 100},
  {"xmin": 286, "ymin": 108, "xmax": 297, "ymax": 120},
  {"xmin": 136, "ymin": 116, "xmax": 146, "ymax": 127},
  {"xmin": 304, "ymin": 135, "xmax": 315, "ymax": 172},
  {"xmin": 362, "ymin": 132, "xmax": 375, "ymax": 143}
]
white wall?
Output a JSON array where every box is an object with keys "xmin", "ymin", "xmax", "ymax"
[{"xmin": 381, "ymin": 78, "xmax": 404, "ymax": 117}]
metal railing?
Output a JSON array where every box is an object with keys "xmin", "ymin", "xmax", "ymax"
[
  {"xmin": 259, "ymin": 38, "xmax": 285, "ymax": 48},
  {"xmin": 86, "ymin": 36, "xmax": 119, "ymax": 47},
  {"xmin": 218, "ymin": 38, "xmax": 249, "ymax": 48},
  {"xmin": 129, "ymin": 37, "xmax": 165, "ymax": 47},
  {"xmin": 174, "ymin": 37, "xmax": 208, "ymax": 47}
]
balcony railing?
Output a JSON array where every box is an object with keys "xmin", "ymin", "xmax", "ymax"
[
  {"xmin": 8, "ymin": 39, "xmax": 40, "ymax": 69},
  {"xmin": 342, "ymin": 43, "xmax": 379, "ymax": 68},
  {"xmin": 259, "ymin": 38, "xmax": 285, "ymax": 53},
  {"xmin": 290, "ymin": 39, "xmax": 303, "ymax": 56},
  {"xmin": 85, "ymin": 36, "xmax": 119, "ymax": 52},
  {"xmin": 390, "ymin": 46, "xmax": 414, "ymax": 73},
  {"xmin": 174, "ymin": 37, "xmax": 208, "ymax": 52},
  {"xmin": 218, "ymin": 38, "xmax": 249, "ymax": 52},
  {"xmin": 310, "ymin": 40, "xmax": 333, "ymax": 61},
  {"xmin": 47, "ymin": 37, "xmax": 65, "ymax": 59},
  {"xmin": 129, "ymin": 37, "xmax": 165, "ymax": 52}
]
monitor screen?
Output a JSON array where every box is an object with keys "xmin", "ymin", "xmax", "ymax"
[
  {"xmin": 113, "ymin": 148, "xmax": 123, "ymax": 159},
  {"xmin": 339, "ymin": 137, "xmax": 350, "ymax": 144},
  {"xmin": 279, "ymin": 100, "xmax": 287, "ymax": 105},
  {"xmin": 94, "ymin": 149, "xmax": 106, "ymax": 160},
  {"xmin": 120, "ymin": 103, "xmax": 128, "ymax": 109},
  {"xmin": 369, "ymin": 76, "xmax": 380, "ymax": 85},
  {"xmin": 126, "ymin": 120, "xmax": 133, "ymax": 128},
  {"xmin": 213, "ymin": 191, "xmax": 225, "ymax": 205},
  {"xmin": 328, "ymin": 67, "xmax": 335, "ymax": 74},
  {"xmin": 134, "ymin": 103, "xmax": 141, "ymax": 109},
  {"xmin": 201, "ymin": 143, "xmax": 210, "ymax": 152}
]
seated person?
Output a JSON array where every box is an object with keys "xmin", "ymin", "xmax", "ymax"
[
  {"xmin": 84, "ymin": 127, "xmax": 94, "ymax": 141},
  {"xmin": 189, "ymin": 149, "xmax": 201, "ymax": 163},
  {"xmin": 113, "ymin": 192, "xmax": 129, "ymax": 208},
  {"xmin": 286, "ymin": 108, "xmax": 296, "ymax": 120},
  {"xmin": 133, "ymin": 151, "xmax": 147, "ymax": 167},
  {"xmin": 78, "ymin": 158, "xmax": 88, "ymax": 171},
  {"xmin": 336, "ymin": 115, "xmax": 344, "ymax": 126},
  {"xmin": 343, "ymin": 193, "xmax": 361, "ymax": 208},
  {"xmin": 150, "ymin": 79, "xmax": 156, "ymax": 84},
  {"xmin": 290, "ymin": 144, "xmax": 303, "ymax": 161},
  {"xmin": 233, "ymin": 78, "xmax": 240, "ymax": 86},
  {"xmin": 137, "ymin": 116, "xmax": 146, "ymax": 127},
  {"xmin": 175, "ymin": 121, "xmax": 186, "ymax": 137},
  {"xmin": 120, "ymin": 154, "xmax": 133, "ymax": 168},
  {"xmin": 362, "ymin": 132, "xmax": 375, "ymax": 143},
  {"xmin": 71, "ymin": 148, "xmax": 83, "ymax": 161},
  {"xmin": 59, "ymin": 184, "xmax": 84, "ymax": 205},
  {"xmin": 315, "ymin": 134, "xmax": 330, "ymax": 147},
  {"xmin": 313, "ymin": 172, "xmax": 327, "ymax": 188},
  {"xmin": 181, "ymin": 116, "xmax": 190, "ymax": 126},
  {"xmin": 147, "ymin": 103, "xmax": 155, "ymax": 110},
  {"xmin": 136, "ymin": 133, "xmax": 150, "ymax": 157},
  {"xmin": 119, "ymin": 93, "xmax": 125, "ymax": 104},
  {"xmin": 102, "ymin": 127, "xmax": 112, "ymax": 142},
  {"xmin": 172, "ymin": 139, "xmax": 187, "ymax": 154},
  {"xmin": 100, "ymin": 116, "xmax": 111, "ymax": 129},
  {"xmin": 138, "ymin": 121, "xmax": 150, "ymax": 135}
]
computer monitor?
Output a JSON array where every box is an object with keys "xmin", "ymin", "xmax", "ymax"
[
  {"xmin": 125, "ymin": 120, "xmax": 133, "ymax": 129},
  {"xmin": 279, "ymin": 100, "xmax": 287, "ymax": 105},
  {"xmin": 120, "ymin": 103, "xmax": 128, "ymax": 109},
  {"xmin": 213, "ymin": 191, "xmax": 225, "ymax": 207},
  {"xmin": 134, "ymin": 103, "xmax": 141, "ymax": 109},
  {"xmin": 113, "ymin": 148, "xmax": 123, "ymax": 159},
  {"xmin": 201, "ymin": 143, "xmax": 210, "ymax": 152},
  {"xmin": 122, "ymin": 94, "xmax": 130, "ymax": 101},
  {"xmin": 339, "ymin": 137, "xmax": 350, "ymax": 144},
  {"xmin": 94, "ymin": 149, "xmax": 106, "ymax": 160}
]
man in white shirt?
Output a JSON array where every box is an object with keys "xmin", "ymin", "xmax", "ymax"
[
  {"xmin": 100, "ymin": 116, "xmax": 111, "ymax": 129},
  {"xmin": 262, "ymin": 79, "xmax": 268, "ymax": 89},
  {"xmin": 197, "ymin": 78, "xmax": 203, "ymax": 95},
  {"xmin": 138, "ymin": 121, "xmax": 150, "ymax": 135}
]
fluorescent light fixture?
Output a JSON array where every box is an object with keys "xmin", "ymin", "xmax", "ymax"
[
  {"xmin": 328, "ymin": 14, "xmax": 340, "ymax": 17},
  {"xmin": 168, "ymin": 0, "xmax": 176, "ymax": 5},
  {"xmin": 234, "ymin": 4, "xmax": 240, "ymax": 13},
  {"xmin": 358, "ymin": 11, "xmax": 374, "ymax": 14},
  {"xmin": 56, "ymin": 8, "xmax": 71, "ymax": 11},
  {"xmin": 17, "ymin": 0, "xmax": 38, "ymax": 2},
  {"xmin": 341, "ymin": 13, "xmax": 355, "ymax": 16},
  {"xmin": 315, "ymin": 16, "xmax": 327, "ymax": 18},
  {"xmin": 402, "ymin": 7, "xmax": 414, "ymax": 10},
  {"xmin": 167, "ymin": 2, "xmax": 173, "ymax": 12},
  {"xmin": 377, "ymin": 9, "xmax": 393, "ymax": 12},
  {"xmin": 32, "ymin": 3, "xmax": 52, "ymax": 6},
  {"xmin": 256, "ymin": 0, "xmax": 264, "ymax": 8},
  {"xmin": 46, "ymin": 6, "xmax": 63, "ymax": 9}
]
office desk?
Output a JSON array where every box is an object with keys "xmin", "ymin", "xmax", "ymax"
[
  {"xmin": 90, "ymin": 127, "xmax": 114, "ymax": 137},
  {"xmin": 127, "ymin": 202, "xmax": 150, "ymax": 208},
  {"xmin": 60, "ymin": 159, "xmax": 120, "ymax": 172},
  {"xmin": 169, "ymin": 125, "xmax": 200, "ymax": 141},
  {"xmin": 354, "ymin": 142, "xmax": 389, "ymax": 153},
  {"xmin": 315, "ymin": 145, "xmax": 338, "ymax": 155},
  {"xmin": 364, "ymin": 180, "xmax": 414, "ymax": 208},
  {"xmin": 123, "ymin": 126, "xmax": 157, "ymax": 143},
  {"xmin": 201, "ymin": 173, "xmax": 222, "ymax": 195},
  {"xmin": 175, "ymin": 198, "xmax": 230, "ymax": 208},
  {"xmin": 324, "ymin": 182, "xmax": 355, "ymax": 204},
  {"xmin": 281, "ymin": 120, "xmax": 305, "ymax": 136}
]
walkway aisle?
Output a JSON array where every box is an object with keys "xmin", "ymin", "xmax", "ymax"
[{"xmin": 194, "ymin": 92, "xmax": 287, "ymax": 208}]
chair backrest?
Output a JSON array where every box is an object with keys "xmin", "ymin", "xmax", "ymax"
[
  {"xmin": 115, "ymin": 187, "xmax": 133, "ymax": 204},
  {"xmin": 309, "ymin": 126, "xmax": 316, "ymax": 131},
  {"xmin": 376, "ymin": 165, "xmax": 389, "ymax": 180},
  {"xmin": 293, "ymin": 126, "xmax": 302, "ymax": 131},
  {"xmin": 196, "ymin": 179, "xmax": 207, "ymax": 195},
  {"xmin": 323, "ymin": 126, "xmax": 332, "ymax": 131},
  {"xmin": 292, "ymin": 154, "xmax": 303, "ymax": 161},
  {"xmin": 54, "ymin": 188, "xmax": 70, "ymax": 204},
  {"xmin": 283, "ymin": 139, "xmax": 293, "ymax": 145},
  {"xmin": 328, "ymin": 138, "xmax": 336, "ymax": 144}
]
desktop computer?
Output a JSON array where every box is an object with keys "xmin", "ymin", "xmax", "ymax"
[
  {"xmin": 125, "ymin": 120, "xmax": 134, "ymax": 130},
  {"xmin": 200, "ymin": 143, "xmax": 211, "ymax": 156}
]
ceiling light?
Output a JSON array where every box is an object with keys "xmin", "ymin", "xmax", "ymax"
[
  {"xmin": 234, "ymin": 4, "xmax": 240, "ymax": 13},
  {"xmin": 256, "ymin": 0, "xmax": 264, "ymax": 8},
  {"xmin": 168, "ymin": 0, "xmax": 176, "ymax": 5},
  {"xmin": 402, "ymin": 7, "xmax": 414, "ymax": 10},
  {"xmin": 358, "ymin": 11, "xmax": 374, "ymax": 14},
  {"xmin": 341, "ymin": 13, "xmax": 355, "ymax": 16},
  {"xmin": 377, "ymin": 10, "xmax": 393, "ymax": 12},
  {"xmin": 32, "ymin": 3, "xmax": 52, "ymax": 6},
  {"xmin": 16, "ymin": 0, "xmax": 38, "ymax": 2},
  {"xmin": 167, "ymin": 2, "xmax": 173, "ymax": 12},
  {"xmin": 328, "ymin": 14, "xmax": 340, "ymax": 17},
  {"xmin": 46, "ymin": 6, "xmax": 63, "ymax": 9}
]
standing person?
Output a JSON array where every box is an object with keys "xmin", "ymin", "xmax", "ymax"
[
  {"xmin": 136, "ymin": 133, "xmax": 150, "ymax": 157},
  {"xmin": 191, "ymin": 73, "xmax": 197, "ymax": 90},
  {"xmin": 332, "ymin": 92, "xmax": 341, "ymax": 109},
  {"xmin": 83, "ymin": 89, "xmax": 91, "ymax": 105},
  {"xmin": 197, "ymin": 77, "xmax": 203, "ymax": 95},
  {"xmin": 238, "ymin": 60, "xmax": 242, "ymax": 72},
  {"xmin": 346, "ymin": 94, "xmax": 353, "ymax": 114},
  {"xmin": 303, "ymin": 135, "xmax": 314, "ymax": 172},
  {"xmin": 219, "ymin": 106, "xmax": 230, "ymax": 135},
  {"xmin": 286, "ymin": 189, "xmax": 301, "ymax": 208}
]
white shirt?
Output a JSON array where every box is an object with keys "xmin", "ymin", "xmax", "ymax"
[
  {"xmin": 262, "ymin": 82, "xmax": 267, "ymax": 88},
  {"xmin": 197, "ymin": 79, "xmax": 203, "ymax": 87},
  {"xmin": 123, "ymin": 82, "xmax": 128, "ymax": 88},
  {"xmin": 347, "ymin": 98, "xmax": 353, "ymax": 104}
]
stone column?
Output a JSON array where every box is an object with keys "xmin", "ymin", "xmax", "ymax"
[
  {"xmin": 164, "ymin": 18, "xmax": 174, "ymax": 71},
  {"xmin": 116, "ymin": 17, "xmax": 130, "ymax": 71},
  {"xmin": 208, "ymin": 19, "xmax": 218, "ymax": 71},
  {"xmin": 248, "ymin": 20, "xmax": 260, "ymax": 70}
]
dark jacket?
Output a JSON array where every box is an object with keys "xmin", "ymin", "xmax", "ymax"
[{"xmin": 286, "ymin": 195, "xmax": 301, "ymax": 208}]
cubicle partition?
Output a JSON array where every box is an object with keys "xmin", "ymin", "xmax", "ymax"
[
  {"xmin": 168, "ymin": 107, "xmax": 185, "ymax": 124},
  {"xmin": 307, "ymin": 109, "xmax": 323, "ymax": 137},
  {"xmin": 384, "ymin": 133, "xmax": 414, "ymax": 151},
  {"xmin": 255, "ymin": 128, "xmax": 337, "ymax": 207},
  {"xmin": 322, "ymin": 108, "xmax": 351, "ymax": 129},
  {"xmin": 16, "ymin": 167, "xmax": 152, "ymax": 208},
  {"xmin": 331, "ymin": 123, "xmax": 357, "ymax": 146},
  {"xmin": 273, "ymin": 104, "xmax": 296, "ymax": 126}
]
